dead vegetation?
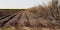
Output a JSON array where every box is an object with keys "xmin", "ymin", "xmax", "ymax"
[
  {"xmin": 22, "ymin": 0, "xmax": 60, "ymax": 29},
  {"xmin": 16, "ymin": 0, "xmax": 60, "ymax": 30}
]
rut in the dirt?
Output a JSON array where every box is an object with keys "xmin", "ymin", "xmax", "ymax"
[{"xmin": 0, "ymin": 10, "xmax": 60, "ymax": 29}]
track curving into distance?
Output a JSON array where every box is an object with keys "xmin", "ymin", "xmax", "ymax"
[{"xmin": 0, "ymin": 10, "xmax": 60, "ymax": 29}]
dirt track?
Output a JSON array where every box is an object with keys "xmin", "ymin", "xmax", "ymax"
[
  {"xmin": 0, "ymin": 10, "xmax": 60, "ymax": 29},
  {"xmin": 0, "ymin": 10, "xmax": 23, "ymax": 27}
]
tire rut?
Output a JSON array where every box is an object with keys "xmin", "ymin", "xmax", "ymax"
[
  {"xmin": 0, "ymin": 11, "xmax": 21, "ymax": 27},
  {"xmin": 4, "ymin": 12, "xmax": 23, "ymax": 27}
]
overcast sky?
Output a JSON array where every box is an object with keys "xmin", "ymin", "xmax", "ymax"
[{"xmin": 0, "ymin": 0, "xmax": 52, "ymax": 9}]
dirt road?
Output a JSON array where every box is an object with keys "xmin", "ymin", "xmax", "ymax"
[{"xmin": 0, "ymin": 10, "xmax": 60, "ymax": 29}]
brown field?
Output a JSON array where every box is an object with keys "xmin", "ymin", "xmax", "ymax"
[{"xmin": 0, "ymin": 9, "xmax": 25, "ymax": 17}]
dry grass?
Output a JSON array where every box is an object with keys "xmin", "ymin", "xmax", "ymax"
[
  {"xmin": 0, "ymin": 27, "xmax": 60, "ymax": 30},
  {"xmin": 0, "ymin": 27, "xmax": 15, "ymax": 30}
]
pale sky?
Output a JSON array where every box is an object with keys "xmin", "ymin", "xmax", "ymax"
[{"xmin": 0, "ymin": 0, "xmax": 52, "ymax": 9}]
